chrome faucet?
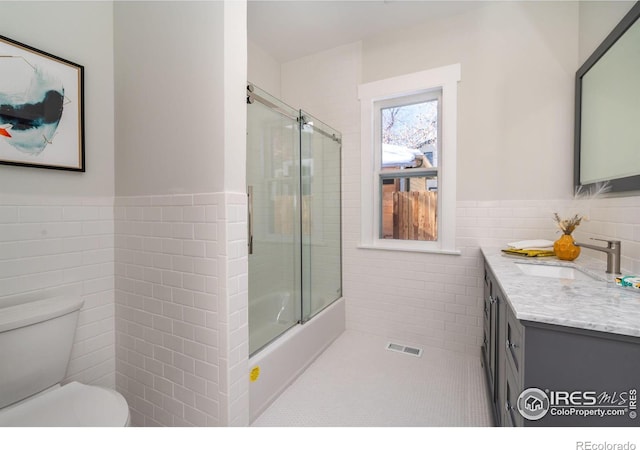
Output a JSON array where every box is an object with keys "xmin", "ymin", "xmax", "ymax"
[{"xmin": 574, "ymin": 238, "xmax": 622, "ymax": 274}]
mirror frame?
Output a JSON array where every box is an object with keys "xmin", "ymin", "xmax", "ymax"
[{"xmin": 574, "ymin": 1, "xmax": 640, "ymax": 193}]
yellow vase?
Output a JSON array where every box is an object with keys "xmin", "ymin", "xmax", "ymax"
[{"xmin": 554, "ymin": 234, "xmax": 581, "ymax": 261}]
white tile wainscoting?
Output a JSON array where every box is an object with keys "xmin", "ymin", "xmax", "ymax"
[
  {"xmin": 1, "ymin": 191, "xmax": 638, "ymax": 426},
  {"xmin": 114, "ymin": 192, "xmax": 248, "ymax": 427},
  {"xmin": 346, "ymin": 197, "xmax": 640, "ymax": 358},
  {"xmin": 0, "ymin": 195, "xmax": 116, "ymax": 388}
]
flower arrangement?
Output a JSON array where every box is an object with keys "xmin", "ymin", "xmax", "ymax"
[{"xmin": 553, "ymin": 212, "xmax": 583, "ymax": 235}]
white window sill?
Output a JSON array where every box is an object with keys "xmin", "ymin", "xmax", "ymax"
[{"xmin": 357, "ymin": 243, "xmax": 461, "ymax": 256}]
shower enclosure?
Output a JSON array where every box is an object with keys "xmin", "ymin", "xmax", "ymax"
[{"xmin": 246, "ymin": 83, "xmax": 342, "ymax": 356}]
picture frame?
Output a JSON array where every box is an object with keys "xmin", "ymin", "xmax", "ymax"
[{"xmin": 0, "ymin": 34, "xmax": 84, "ymax": 172}]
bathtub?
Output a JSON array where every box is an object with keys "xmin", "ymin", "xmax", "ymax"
[
  {"xmin": 248, "ymin": 296, "xmax": 345, "ymax": 422},
  {"xmin": 249, "ymin": 290, "xmax": 296, "ymax": 356}
]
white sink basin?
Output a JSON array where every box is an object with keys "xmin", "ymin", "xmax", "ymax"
[{"xmin": 515, "ymin": 263, "xmax": 597, "ymax": 281}]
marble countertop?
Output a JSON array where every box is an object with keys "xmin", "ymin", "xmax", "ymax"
[{"xmin": 481, "ymin": 247, "xmax": 640, "ymax": 338}]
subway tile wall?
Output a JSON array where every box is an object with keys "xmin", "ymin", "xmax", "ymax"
[
  {"xmin": 0, "ymin": 195, "xmax": 116, "ymax": 388},
  {"xmin": 347, "ymin": 197, "xmax": 640, "ymax": 357},
  {"xmin": 216, "ymin": 192, "xmax": 249, "ymax": 427},
  {"xmin": 114, "ymin": 193, "xmax": 248, "ymax": 427},
  {"xmin": 0, "ymin": 187, "xmax": 638, "ymax": 424},
  {"xmin": 579, "ymin": 195, "xmax": 640, "ymax": 275}
]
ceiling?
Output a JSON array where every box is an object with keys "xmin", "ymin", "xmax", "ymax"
[{"xmin": 247, "ymin": 1, "xmax": 479, "ymax": 63}]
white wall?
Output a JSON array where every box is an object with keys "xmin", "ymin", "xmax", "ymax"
[
  {"xmin": 363, "ymin": 1, "xmax": 579, "ymax": 202},
  {"xmin": 114, "ymin": 1, "xmax": 225, "ymax": 196},
  {"xmin": 0, "ymin": 1, "xmax": 116, "ymax": 387},
  {"xmin": 0, "ymin": 1, "xmax": 114, "ymax": 197},
  {"xmin": 248, "ymin": 40, "xmax": 282, "ymax": 99},
  {"xmin": 578, "ymin": 1, "xmax": 636, "ymax": 65},
  {"xmin": 113, "ymin": 0, "xmax": 248, "ymax": 426}
]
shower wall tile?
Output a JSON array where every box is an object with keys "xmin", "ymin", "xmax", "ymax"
[
  {"xmin": 114, "ymin": 192, "xmax": 248, "ymax": 427},
  {"xmin": 0, "ymin": 194, "xmax": 116, "ymax": 388}
]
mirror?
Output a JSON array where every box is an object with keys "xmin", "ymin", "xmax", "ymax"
[{"xmin": 574, "ymin": 1, "xmax": 640, "ymax": 193}]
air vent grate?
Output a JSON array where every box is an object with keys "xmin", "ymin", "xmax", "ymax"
[{"xmin": 386, "ymin": 342, "xmax": 423, "ymax": 357}]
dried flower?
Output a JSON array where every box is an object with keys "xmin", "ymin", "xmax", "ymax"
[
  {"xmin": 552, "ymin": 181, "xmax": 610, "ymax": 236},
  {"xmin": 553, "ymin": 212, "xmax": 583, "ymax": 235}
]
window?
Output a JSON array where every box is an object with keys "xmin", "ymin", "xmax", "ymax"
[
  {"xmin": 378, "ymin": 91, "xmax": 440, "ymax": 241},
  {"xmin": 358, "ymin": 64, "xmax": 461, "ymax": 254}
]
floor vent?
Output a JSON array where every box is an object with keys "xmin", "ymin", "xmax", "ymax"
[{"xmin": 386, "ymin": 342, "xmax": 423, "ymax": 357}]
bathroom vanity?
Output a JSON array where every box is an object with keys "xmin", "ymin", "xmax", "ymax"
[{"xmin": 481, "ymin": 248, "xmax": 640, "ymax": 427}]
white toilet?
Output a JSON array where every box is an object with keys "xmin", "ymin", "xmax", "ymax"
[{"xmin": 0, "ymin": 295, "xmax": 130, "ymax": 426}]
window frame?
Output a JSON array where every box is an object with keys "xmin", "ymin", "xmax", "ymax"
[{"xmin": 358, "ymin": 64, "xmax": 461, "ymax": 254}]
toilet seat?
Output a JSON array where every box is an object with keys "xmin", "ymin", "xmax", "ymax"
[{"xmin": 0, "ymin": 382, "xmax": 130, "ymax": 427}]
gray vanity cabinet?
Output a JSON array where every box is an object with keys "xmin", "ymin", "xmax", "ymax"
[
  {"xmin": 482, "ymin": 258, "xmax": 640, "ymax": 427},
  {"xmin": 504, "ymin": 311, "xmax": 640, "ymax": 427},
  {"xmin": 481, "ymin": 264, "xmax": 506, "ymax": 426}
]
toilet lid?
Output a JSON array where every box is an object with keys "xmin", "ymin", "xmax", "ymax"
[{"xmin": 0, "ymin": 382, "xmax": 130, "ymax": 427}]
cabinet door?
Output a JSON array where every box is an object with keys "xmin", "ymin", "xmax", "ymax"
[
  {"xmin": 523, "ymin": 323, "xmax": 640, "ymax": 427},
  {"xmin": 483, "ymin": 263, "xmax": 504, "ymax": 426},
  {"xmin": 482, "ymin": 267, "xmax": 492, "ymax": 377},
  {"xmin": 494, "ymin": 285, "xmax": 506, "ymax": 427},
  {"xmin": 489, "ymin": 285, "xmax": 498, "ymax": 389},
  {"xmin": 483, "ymin": 267, "xmax": 497, "ymax": 394},
  {"xmin": 503, "ymin": 360, "xmax": 524, "ymax": 427},
  {"xmin": 505, "ymin": 303, "xmax": 524, "ymax": 377}
]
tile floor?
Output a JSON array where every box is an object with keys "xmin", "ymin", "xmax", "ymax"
[{"xmin": 252, "ymin": 330, "xmax": 493, "ymax": 427}]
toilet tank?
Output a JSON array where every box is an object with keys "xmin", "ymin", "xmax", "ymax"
[{"xmin": 0, "ymin": 296, "xmax": 84, "ymax": 409}]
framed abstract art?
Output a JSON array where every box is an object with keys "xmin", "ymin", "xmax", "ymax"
[{"xmin": 0, "ymin": 34, "xmax": 84, "ymax": 171}]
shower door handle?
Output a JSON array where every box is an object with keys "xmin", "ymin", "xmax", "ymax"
[{"xmin": 247, "ymin": 186, "xmax": 254, "ymax": 255}]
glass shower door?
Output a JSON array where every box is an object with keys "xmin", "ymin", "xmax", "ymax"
[
  {"xmin": 247, "ymin": 86, "xmax": 301, "ymax": 355},
  {"xmin": 300, "ymin": 111, "xmax": 342, "ymax": 322}
]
